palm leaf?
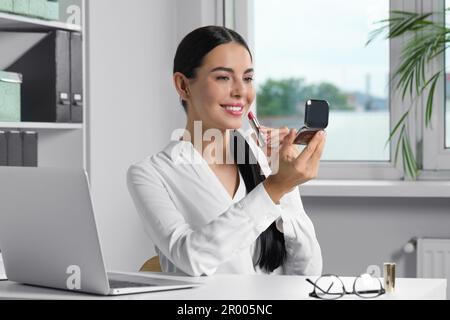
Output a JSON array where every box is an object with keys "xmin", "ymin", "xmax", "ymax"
[
  {"xmin": 401, "ymin": 137, "xmax": 411, "ymax": 177},
  {"xmin": 368, "ymin": 9, "xmax": 448, "ymax": 179},
  {"xmin": 424, "ymin": 71, "xmax": 441, "ymax": 127},
  {"xmin": 395, "ymin": 31, "xmax": 445, "ymax": 97},
  {"xmin": 366, "ymin": 11, "xmax": 433, "ymax": 45},
  {"xmin": 401, "ymin": 133, "xmax": 419, "ymax": 179},
  {"xmin": 394, "ymin": 125, "xmax": 406, "ymax": 164},
  {"xmin": 386, "ymin": 110, "xmax": 409, "ymax": 148},
  {"xmin": 404, "ymin": 134, "xmax": 419, "ymax": 178}
]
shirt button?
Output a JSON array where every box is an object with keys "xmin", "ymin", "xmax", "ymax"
[{"xmin": 237, "ymin": 202, "xmax": 243, "ymax": 209}]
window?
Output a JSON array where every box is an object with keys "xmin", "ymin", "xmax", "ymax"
[
  {"xmin": 254, "ymin": 0, "xmax": 390, "ymax": 162},
  {"xmin": 446, "ymin": 0, "xmax": 450, "ymax": 149},
  {"xmin": 230, "ymin": 0, "xmax": 450, "ymax": 179},
  {"xmin": 422, "ymin": 0, "xmax": 450, "ymax": 173}
]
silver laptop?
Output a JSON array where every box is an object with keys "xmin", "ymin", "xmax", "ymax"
[{"xmin": 0, "ymin": 167, "xmax": 201, "ymax": 295}]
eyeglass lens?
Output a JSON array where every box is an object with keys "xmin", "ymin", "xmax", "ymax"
[{"xmin": 311, "ymin": 274, "xmax": 384, "ymax": 299}]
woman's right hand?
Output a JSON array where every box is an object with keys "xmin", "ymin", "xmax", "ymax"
[{"xmin": 263, "ymin": 129, "xmax": 326, "ymax": 204}]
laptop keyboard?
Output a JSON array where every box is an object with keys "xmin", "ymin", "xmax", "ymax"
[{"xmin": 108, "ymin": 279, "xmax": 156, "ymax": 289}]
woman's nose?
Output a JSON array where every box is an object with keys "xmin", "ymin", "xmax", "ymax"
[{"xmin": 231, "ymin": 79, "xmax": 246, "ymax": 97}]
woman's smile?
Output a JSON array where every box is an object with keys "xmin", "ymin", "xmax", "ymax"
[{"xmin": 220, "ymin": 102, "xmax": 245, "ymax": 117}]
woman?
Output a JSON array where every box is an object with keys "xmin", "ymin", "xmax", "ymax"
[{"xmin": 127, "ymin": 26, "xmax": 326, "ymax": 276}]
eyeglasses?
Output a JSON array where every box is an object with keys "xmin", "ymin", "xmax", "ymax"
[{"xmin": 306, "ymin": 274, "xmax": 385, "ymax": 300}]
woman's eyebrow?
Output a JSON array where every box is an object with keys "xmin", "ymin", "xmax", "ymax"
[{"xmin": 210, "ymin": 67, "xmax": 254, "ymax": 74}]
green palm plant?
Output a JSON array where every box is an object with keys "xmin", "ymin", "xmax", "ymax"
[{"xmin": 367, "ymin": 10, "xmax": 448, "ymax": 179}]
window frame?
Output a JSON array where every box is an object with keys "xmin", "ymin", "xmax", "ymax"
[
  {"xmin": 229, "ymin": 0, "xmax": 450, "ymax": 180},
  {"xmin": 421, "ymin": 0, "xmax": 450, "ymax": 174}
]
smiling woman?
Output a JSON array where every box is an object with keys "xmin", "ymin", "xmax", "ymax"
[
  {"xmin": 127, "ymin": 26, "xmax": 326, "ymax": 277},
  {"xmin": 173, "ymin": 27, "xmax": 255, "ymax": 131}
]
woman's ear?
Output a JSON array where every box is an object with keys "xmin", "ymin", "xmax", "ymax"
[{"xmin": 173, "ymin": 72, "xmax": 191, "ymax": 101}]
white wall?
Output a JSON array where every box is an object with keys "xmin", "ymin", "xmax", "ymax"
[
  {"xmin": 86, "ymin": 0, "xmax": 184, "ymax": 271},
  {"xmin": 303, "ymin": 196, "xmax": 450, "ymax": 278},
  {"xmin": 175, "ymin": 0, "xmax": 220, "ymax": 41}
]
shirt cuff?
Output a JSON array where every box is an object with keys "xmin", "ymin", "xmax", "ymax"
[{"xmin": 236, "ymin": 182, "xmax": 282, "ymax": 233}]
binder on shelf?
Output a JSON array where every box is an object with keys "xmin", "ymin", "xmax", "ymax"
[
  {"xmin": 0, "ymin": 0, "xmax": 13, "ymax": 13},
  {"xmin": 29, "ymin": 0, "xmax": 46, "ymax": 19},
  {"xmin": 21, "ymin": 130, "xmax": 38, "ymax": 167},
  {"xmin": 6, "ymin": 30, "xmax": 71, "ymax": 123},
  {"xmin": 6, "ymin": 130, "xmax": 22, "ymax": 166},
  {"xmin": 46, "ymin": 0, "xmax": 59, "ymax": 21},
  {"xmin": 3, "ymin": 0, "xmax": 59, "ymax": 20},
  {"xmin": 0, "ymin": 130, "xmax": 7, "ymax": 166},
  {"xmin": 0, "ymin": 70, "xmax": 22, "ymax": 122},
  {"xmin": 12, "ymin": 0, "xmax": 28, "ymax": 15},
  {"xmin": 70, "ymin": 32, "xmax": 83, "ymax": 123}
]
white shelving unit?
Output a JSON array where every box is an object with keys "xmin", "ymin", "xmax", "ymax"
[
  {"xmin": 0, "ymin": 11, "xmax": 81, "ymax": 32},
  {"xmin": 0, "ymin": 1, "xmax": 86, "ymax": 170},
  {"xmin": 0, "ymin": 122, "xmax": 82, "ymax": 130}
]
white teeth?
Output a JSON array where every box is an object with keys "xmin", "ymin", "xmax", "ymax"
[{"xmin": 222, "ymin": 105, "xmax": 243, "ymax": 112}]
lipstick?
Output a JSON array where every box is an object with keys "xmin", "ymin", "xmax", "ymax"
[{"xmin": 248, "ymin": 111, "xmax": 266, "ymax": 147}]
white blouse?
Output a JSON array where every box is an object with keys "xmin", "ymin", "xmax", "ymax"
[{"xmin": 127, "ymin": 130, "xmax": 323, "ymax": 276}]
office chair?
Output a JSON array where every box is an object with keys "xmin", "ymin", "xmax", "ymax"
[{"xmin": 139, "ymin": 256, "xmax": 162, "ymax": 272}]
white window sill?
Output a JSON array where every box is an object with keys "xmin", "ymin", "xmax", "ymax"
[{"xmin": 299, "ymin": 180, "xmax": 450, "ymax": 198}]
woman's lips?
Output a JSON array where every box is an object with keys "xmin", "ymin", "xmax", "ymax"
[{"xmin": 220, "ymin": 104, "xmax": 244, "ymax": 116}]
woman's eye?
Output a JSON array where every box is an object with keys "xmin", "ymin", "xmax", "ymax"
[
  {"xmin": 217, "ymin": 76, "xmax": 230, "ymax": 81},
  {"xmin": 244, "ymin": 77, "xmax": 254, "ymax": 82}
]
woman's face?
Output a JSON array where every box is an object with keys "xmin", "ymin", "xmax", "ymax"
[{"xmin": 185, "ymin": 42, "xmax": 255, "ymax": 131}]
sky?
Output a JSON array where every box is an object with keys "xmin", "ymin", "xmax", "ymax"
[{"xmin": 254, "ymin": 0, "xmax": 390, "ymax": 98}]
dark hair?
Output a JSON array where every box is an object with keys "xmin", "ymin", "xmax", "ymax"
[
  {"xmin": 233, "ymin": 135, "xmax": 287, "ymax": 273},
  {"xmin": 173, "ymin": 26, "xmax": 252, "ymax": 112}
]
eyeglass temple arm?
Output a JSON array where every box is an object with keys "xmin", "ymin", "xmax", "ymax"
[
  {"xmin": 306, "ymin": 278, "xmax": 329, "ymax": 294},
  {"xmin": 355, "ymin": 288, "xmax": 386, "ymax": 294}
]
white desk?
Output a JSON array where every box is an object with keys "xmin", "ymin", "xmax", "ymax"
[{"xmin": 0, "ymin": 273, "xmax": 446, "ymax": 300}]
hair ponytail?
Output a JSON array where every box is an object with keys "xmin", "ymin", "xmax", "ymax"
[{"xmin": 233, "ymin": 133, "xmax": 287, "ymax": 273}]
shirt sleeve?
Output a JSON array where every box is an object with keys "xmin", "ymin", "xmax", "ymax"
[
  {"xmin": 278, "ymin": 188, "xmax": 323, "ymax": 276},
  {"xmin": 127, "ymin": 163, "xmax": 282, "ymax": 277}
]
